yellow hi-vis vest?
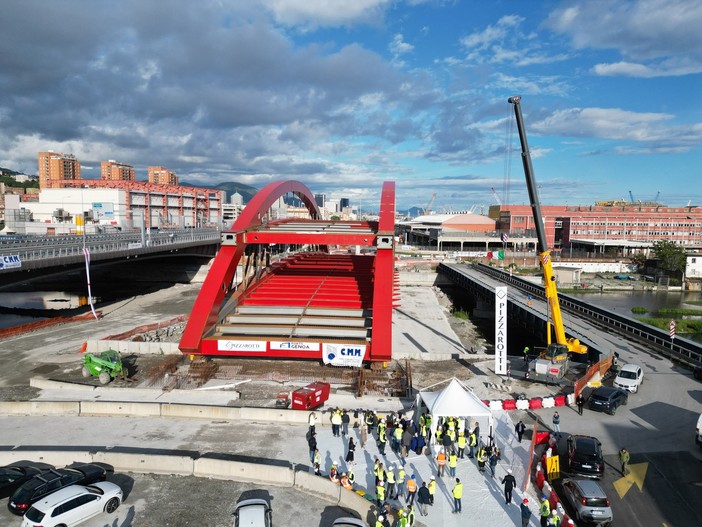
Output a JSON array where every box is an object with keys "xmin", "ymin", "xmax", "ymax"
[{"xmin": 452, "ymin": 482, "xmax": 463, "ymax": 499}]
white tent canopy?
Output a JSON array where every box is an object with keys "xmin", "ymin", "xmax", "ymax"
[{"xmin": 416, "ymin": 377, "xmax": 494, "ymax": 448}]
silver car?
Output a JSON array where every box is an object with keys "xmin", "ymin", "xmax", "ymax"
[
  {"xmin": 560, "ymin": 478, "xmax": 613, "ymax": 525},
  {"xmin": 233, "ymin": 498, "xmax": 272, "ymax": 527}
]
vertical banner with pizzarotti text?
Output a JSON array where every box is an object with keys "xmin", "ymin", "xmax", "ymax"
[{"xmin": 495, "ymin": 286, "xmax": 508, "ymax": 375}]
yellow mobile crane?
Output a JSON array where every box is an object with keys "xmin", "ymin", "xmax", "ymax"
[{"xmin": 508, "ymin": 96, "xmax": 587, "ymax": 380}]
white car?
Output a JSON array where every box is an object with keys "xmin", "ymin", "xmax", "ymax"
[
  {"xmin": 614, "ymin": 363, "xmax": 644, "ymax": 393},
  {"xmin": 233, "ymin": 498, "xmax": 272, "ymax": 527},
  {"xmin": 21, "ymin": 482, "xmax": 122, "ymax": 527}
]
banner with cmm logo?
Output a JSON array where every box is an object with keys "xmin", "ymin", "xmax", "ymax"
[
  {"xmin": 494, "ymin": 286, "xmax": 508, "ymax": 375},
  {"xmin": 323, "ymin": 343, "xmax": 365, "ymax": 367}
]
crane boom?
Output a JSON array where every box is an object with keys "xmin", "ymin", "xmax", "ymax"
[{"xmin": 508, "ymin": 96, "xmax": 587, "ymax": 357}]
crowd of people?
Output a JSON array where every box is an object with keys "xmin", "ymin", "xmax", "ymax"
[{"xmin": 306, "ymin": 408, "xmax": 505, "ymax": 526}]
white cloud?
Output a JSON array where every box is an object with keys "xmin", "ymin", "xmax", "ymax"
[
  {"xmin": 532, "ymin": 107, "xmax": 702, "ymax": 148},
  {"xmin": 261, "ymin": 0, "xmax": 391, "ymax": 28},
  {"xmin": 547, "ymin": 0, "xmax": 702, "ymax": 77},
  {"xmin": 390, "ymin": 34, "xmax": 414, "ymax": 56}
]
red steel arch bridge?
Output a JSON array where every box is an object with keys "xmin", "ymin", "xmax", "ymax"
[{"xmin": 179, "ymin": 180, "xmax": 398, "ymax": 366}]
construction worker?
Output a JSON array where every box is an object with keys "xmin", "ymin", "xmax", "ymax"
[
  {"xmin": 378, "ymin": 427, "xmax": 387, "ymax": 455},
  {"xmin": 436, "ymin": 447, "xmax": 447, "ymax": 477},
  {"xmin": 385, "ymin": 465, "xmax": 396, "ymax": 501},
  {"xmin": 396, "ymin": 509, "xmax": 407, "ymax": 527},
  {"xmin": 329, "ymin": 463, "xmax": 339, "ymax": 484},
  {"xmin": 477, "ymin": 445, "xmax": 488, "ymax": 473},
  {"xmin": 539, "ymin": 495, "xmax": 551, "ymax": 527},
  {"xmin": 375, "ymin": 515, "xmax": 385, "ymax": 527},
  {"xmin": 468, "ymin": 430, "xmax": 477, "ymax": 458},
  {"xmin": 523, "ymin": 345, "xmax": 530, "ymax": 361},
  {"xmin": 393, "ymin": 424, "xmax": 403, "ymax": 452},
  {"xmin": 376, "ymin": 462, "xmax": 386, "ymax": 486},
  {"xmin": 340, "ymin": 472, "xmax": 352, "ymax": 491},
  {"xmin": 406, "ymin": 474, "xmax": 418, "ymax": 506},
  {"xmin": 376, "ymin": 480, "xmax": 386, "ymax": 507},
  {"xmin": 457, "ymin": 431, "xmax": 467, "ymax": 458},
  {"xmin": 406, "ymin": 505, "xmax": 415, "ymax": 526},
  {"xmin": 548, "ymin": 508, "xmax": 561, "ymax": 527},
  {"xmin": 427, "ymin": 475, "xmax": 436, "ymax": 505},
  {"xmin": 452, "ymin": 478, "xmax": 463, "ymax": 513},
  {"xmin": 396, "ymin": 466, "xmax": 406, "ymax": 500},
  {"xmin": 448, "ymin": 450, "xmax": 458, "ymax": 477},
  {"xmin": 347, "ymin": 467, "xmax": 356, "ymax": 487}
]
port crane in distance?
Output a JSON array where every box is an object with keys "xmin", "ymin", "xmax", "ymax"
[{"xmin": 507, "ymin": 96, "xmax": 588, "ymax": 382}]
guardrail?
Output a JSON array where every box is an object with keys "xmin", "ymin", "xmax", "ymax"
[
  {"xmin": 0, "ymin": 229, "xmax": 221, "ymax": 272},
  {"xmin": 438, "ymin": 262, "xmax": 702, "ymax": 367}
]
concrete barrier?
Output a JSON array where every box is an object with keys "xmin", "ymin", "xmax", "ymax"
[
  {"xmin": 0, "ymin": 450, "xmax": 93, "ymax": 467},
  {"xmin": 80, "ymin": 401, "xmax": 161, "ymax": 417},
  {"xmin": 294, "ymin": 470, "xmax": 341, "ymax": 503},
  {"xmin": 92, "ymin": 451, "xmax": 194, "ymax": 475},
  {"xmin": 89, "ymin": 340, "xmax": 181, "ymax": 355},
  {"xmin": 240, "ymin": 407, "xmax": 312, "ymax": 425},
  {"xmin": 0, "ymin": 401, "xmax": 80, "ymax": 416},
  {"xmin": 161, "ymin": 403, "xmax": 242, "ymax": 420},
  {"xmin": 193, "ymin": 458, "xmax": 294, "ymax": 486},
  {"xmin": 30, "ymin": 377, "xmax": 96, "ymax": 391}
]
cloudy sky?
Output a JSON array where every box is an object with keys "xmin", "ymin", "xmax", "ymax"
[{"xmin": 1, "ymin": 0, "xmax": 700, "ymax": 211}]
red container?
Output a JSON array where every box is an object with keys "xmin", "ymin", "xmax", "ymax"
[
  {"xmin": 502, "ymin": 399, "xmax": 516, "ymax": 410},
  {"xmin": 529, "ymin": 397, "xmax": 543, "ymax": 409},
  {"xmin": 291, "ymin": 382, "xmax": 331, "ymax": 410},
  {"xmin": 554, "ymin": 395, "xmax": 567, "ymax": 407}
]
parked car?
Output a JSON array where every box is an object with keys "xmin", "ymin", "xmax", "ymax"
[
  {"xmin": 587, "ymin": 386, "xmax": 628, "ymax": 415},
  {"xmin": 8, "ymin": 463, "xmax": 107, "ymax": 515},
  {"xmin": 613, "ymin": 363, "xmax": 644, "ymax": 393},
  {"xmin": 693, "ymin": 365, "xmax": 702, "ymax": 381},
  {"xmin": 21, "ymin": 482, "xmax": 122, "ymax": 527},
  {"xmin": 567, "ymin": 435, "xmax": 604, "ymax": 479},
  {"xmin": 560, "ymin": 478, "xmax": 613, "ymax": 525},
  {"xmin": 232, "ymin": 498, "xmax": 272, "ymax": 527},
  {"xmin": 696, "ymin": 413, "xmax": 702, "ymax": 448},
  {"xmin": 0, "ymin": 463, "xmax": 50, "ymax": 499}
]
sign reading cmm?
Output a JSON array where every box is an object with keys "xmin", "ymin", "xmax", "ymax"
[
  {"xmin": 494, "ymin": 286, "xmax": 508, "ymax": 375},
  {"xmin": 0, "ymin": 254, "xmax": 22, "ymax": 271}
]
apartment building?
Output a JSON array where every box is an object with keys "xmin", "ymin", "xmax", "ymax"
[
  {"xmin": 101, "ymin": 160, "xmax": 135, "ymax": 181},
  {"xmin": 148, "ymin": 166, "xmax": 178, "ymax": 185},
  {"xmin": 37, "ymin": 151, "xmax": 81, "ymax": 188}
]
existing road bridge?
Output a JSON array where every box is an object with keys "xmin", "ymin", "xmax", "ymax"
[
  {"xmin": 0, "ymin": 228, "xmax": 220, "ymax": 285},
  {"xmin": 438, "ymin": 262, "xmax": 702, "ymax": 367}
]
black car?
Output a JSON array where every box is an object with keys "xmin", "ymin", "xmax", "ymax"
[
  {"xmin": 567, "ymin": 435, "xmax": 604, "ymax": 479},
  {"xmin": 693, "ymin": 365, "xmax": 702, "ymax": 381},
  {"xmin": 0, "ymin": 463, "xmax": 50, "ymax": 499},
  {"xmin": 588, "ymin": 386, "xmax": 628, "ymax": 415},
  {"xmin": 8, "ymin": 463, "xmax": 107, "ymax": 515}
]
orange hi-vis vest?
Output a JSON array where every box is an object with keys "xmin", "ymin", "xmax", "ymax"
[
  {"xmin": 406, "ymin": 478, "xmax": 417, "ymax": 493},
  {"xmin": 437, "ymin": 452, "xmax": 447, "ymax": 466}
]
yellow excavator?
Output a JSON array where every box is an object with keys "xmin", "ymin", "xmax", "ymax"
[{"xmin": 508, "ymin": 96, "xmax": 588, "ymax": 381}]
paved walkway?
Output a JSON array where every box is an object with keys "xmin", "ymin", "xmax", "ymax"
[{"xmin": 309, "ymin": 409, "xmax": 541, "ymax": 526}]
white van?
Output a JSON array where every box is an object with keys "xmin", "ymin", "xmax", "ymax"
[{"xmin": 696, "ymin": 413, "xmax": 702, "ymax": 448}]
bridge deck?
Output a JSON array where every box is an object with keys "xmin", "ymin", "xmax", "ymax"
[{"xmin": 210, "ymin": 253, "xmax": 373, "ymax": 344}]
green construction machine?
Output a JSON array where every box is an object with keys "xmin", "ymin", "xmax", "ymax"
[{"xmin": 82, "ymin": 349, "xmax": 125, "ymax": 384}]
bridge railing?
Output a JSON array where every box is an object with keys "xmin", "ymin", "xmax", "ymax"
[
  {"xmin": 0, "ymin": 229, "xmax": 221, "ymax": 269},
  {"xmin": 438, "ymin": 262, "xmax": 702, "ymax": 367}
]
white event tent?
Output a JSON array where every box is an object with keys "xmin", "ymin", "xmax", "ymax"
[{"xmin": 416, "ymin": 377, "xmax": 494, "ymax": 448}]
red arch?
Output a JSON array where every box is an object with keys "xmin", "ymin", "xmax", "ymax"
[{"xmin": 179, "ymin": 180, "xmax": 322, "ymax": 354}]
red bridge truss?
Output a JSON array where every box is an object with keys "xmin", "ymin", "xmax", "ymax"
[{"xmin": 179, "ymin": 180, "xmax": 398, "ymax": 365}]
